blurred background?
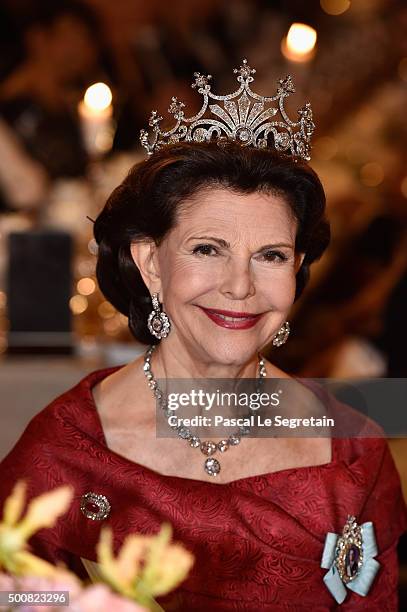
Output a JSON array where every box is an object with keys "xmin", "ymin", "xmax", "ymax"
[{"xmin": 0, "ymin": 0, "xmax": 406, "ymax": 598}]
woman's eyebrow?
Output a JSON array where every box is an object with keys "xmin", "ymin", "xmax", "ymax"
[
  {"xmin": 187, "ymin": 236, "xmax": 294, "ymax": 249},
  {"xmin": 187, "ymin": 236, "xmax": 230, "ymax": 248}
]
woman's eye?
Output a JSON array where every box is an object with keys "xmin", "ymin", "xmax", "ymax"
[
  {"xmin": 261, "ymin": 250, "xmax": 288, "ymax": 263},
  {"xmin": 192, "ymin": 244, "xmax": 218, "ymax": 256}
]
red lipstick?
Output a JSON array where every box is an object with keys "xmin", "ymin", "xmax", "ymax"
[{"xmin": 197, "ymin": 306, "xmax": 264, "ymax": 330}]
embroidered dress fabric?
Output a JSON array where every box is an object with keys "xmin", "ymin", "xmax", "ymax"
[{"xmin": 0, "ymin": 366, "xmax": 405, "ymax": 611}]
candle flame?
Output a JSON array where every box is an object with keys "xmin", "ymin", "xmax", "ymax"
[
  {"xmin": 84, "ymin": 83, "xmax": 112, "ymax": 112},
  {"xmin": 286, "ymin": 23, "xmax": 317, "ymax": 56}
]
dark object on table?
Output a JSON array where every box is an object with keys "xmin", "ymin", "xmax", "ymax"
[{"xmin": 6, "ymin": 230, "xmax": 73, "ymax": 354}]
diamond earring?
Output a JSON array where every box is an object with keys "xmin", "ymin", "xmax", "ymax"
[
  {"xmin": 147, "ymin": 293, "xmax": 171, "ymax": 339},
  {"xmin": 272, "ymin": 321, "xmax": 290, "ymax": 347}
]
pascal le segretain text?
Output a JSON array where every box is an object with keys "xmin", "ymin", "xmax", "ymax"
[{"xmin": 167, "ymin": 414, "xmax": 335, "ymax": 429}]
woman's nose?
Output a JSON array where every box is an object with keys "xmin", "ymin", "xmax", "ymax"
[{"xmin": 219, "ymin": 257, "xmax": 255, "ymax": 300}]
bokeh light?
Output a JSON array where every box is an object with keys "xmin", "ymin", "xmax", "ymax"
[
  {"xmin": 87, "ymin": 239, "xmax": 99, "ymax": 255},
  {"xmin": 313, "ymin": 136, "xmax": 339, "ymax": 161},
  {"xmin": 103, "ymin": 316, "xmax": 121, "ymax": 335},
  {"xmin": 320, "ymin": 0, "xmax": 351, "ymax": 16},
  {"xmin": 83, "ymin": 83, "xmax": 112, "ymax": 112},
  {"xmin": 77, "ymin": 277, "xmax": 96, "ymax": 296},
  {"xmin": 287, "ymin": 23, "xmax": 317, "ymax": 54},
  {"xmin": 360, "ymin": 162, "xmax": 384, "ymax": 187},
  {"xmin": 69, "ymin": 295, "xmax": 89, "ymax": 315},
  {"xmin": 77, "ymin": 259, "xmax": 95, "ymax": 277},
  {"xmin": 98, "ymin": 301, "xmax": 117, "ymax": 319}
]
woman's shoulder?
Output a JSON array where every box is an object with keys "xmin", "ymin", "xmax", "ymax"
[
  {"xmin": 262, "ymin": 358, "xmax": 400, "ymax": 475},
  {"xmin": 0, "ymin": 365, "xmax": 124, "ymax": 521},
  {"xmin": 272, "ymin": 364, "xmax": 387, "ymax": 440},
  {"xmin": 33, "ymin": 365, "xmax": 123, "ymax": 428},
  {"xmin": 299, "ymin": 378, "xmax": 407, "ymax": 542}
]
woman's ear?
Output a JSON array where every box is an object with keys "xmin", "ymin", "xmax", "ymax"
[{"xmin": 130, "ymin": 241, "xmax": 161, "ymax": 294}]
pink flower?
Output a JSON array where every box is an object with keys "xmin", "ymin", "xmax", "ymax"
[
  {"xmin": 0, "ymin": 571, "xmax": 79, "ymax": 612},
  {"xmin": 0, "ymin": 572, "xmax": 14, "ymax": 589},
  {"xmin": 16, "ymin": 574, "xmax": 81, "ymax": 595},
  {"xmin": 0, "ymin": 573, "xmax": 147, "ymax": 612},
  {"xmin": 70, "ymin": 584, "xmax": 148, "ymax": 612}
]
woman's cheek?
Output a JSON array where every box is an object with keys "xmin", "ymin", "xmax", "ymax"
[
  {"xmin": 256, "ymin": 267, "xmax": 297, "ymax": 309},
  {"xmin": 161, "ymin": 257, "xmax": 219, "ymax": 298}
]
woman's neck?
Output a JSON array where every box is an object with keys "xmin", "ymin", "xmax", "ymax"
[{"xmin": 148, "ymin": 339, "xmax": 261, "ymax": 380}]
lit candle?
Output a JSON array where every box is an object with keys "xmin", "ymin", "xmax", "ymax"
[
  {"xmin": 78, "ymin": 82, "xmax": 114, "ymax": 157},
  {"xmin": 281, "ymin": 23, "xmax": 317, "ymax": 63}
]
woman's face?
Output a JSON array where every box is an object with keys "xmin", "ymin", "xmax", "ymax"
[{"xmin": 140, "ymin": 186, "xmax": 304, "ymax": 366}]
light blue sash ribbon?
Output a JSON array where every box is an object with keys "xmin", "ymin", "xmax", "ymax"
[{"xmin": 320, "ymin": 522, "xmax": 380, "ymax": 604}]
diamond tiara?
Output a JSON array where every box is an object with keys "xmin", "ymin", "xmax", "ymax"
[{"xmin": 140, "ymin": 59, "xmax": 315, "ymax": 161}]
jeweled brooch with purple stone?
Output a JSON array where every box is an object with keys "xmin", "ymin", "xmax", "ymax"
[
  {"xmin": 335, "ymin": 514, "xmax": 363, "ymax": 583},
  {"xmin": 320, "ymin": 515, "xmax": 380, "ymax": 604}
]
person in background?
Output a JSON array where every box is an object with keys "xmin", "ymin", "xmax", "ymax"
[
  {"xmin": 0, "ymin": 1, "xmax": 109, "ymax": 212},
  {"xmin": 0, "ymin": 118, "xmax": 47, "ymax": 213}
]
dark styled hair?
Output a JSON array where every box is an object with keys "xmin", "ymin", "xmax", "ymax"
[{"xmin": 94, "ymin": 142, "xmax": 330, "ymax": 344}]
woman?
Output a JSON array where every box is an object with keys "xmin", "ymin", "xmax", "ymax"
[{"xmin": 0, "ymin": 63, "xmax": 406, "ymax": 610}]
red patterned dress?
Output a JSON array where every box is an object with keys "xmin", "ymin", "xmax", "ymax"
[{"xmin": 0, "ymin": 366, "xmax": 405, "ymax": 611}]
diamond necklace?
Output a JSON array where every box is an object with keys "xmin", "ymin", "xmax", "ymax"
[{"xmin": 143, "ymin": 344, "xmax": 267, "ymax": 477}]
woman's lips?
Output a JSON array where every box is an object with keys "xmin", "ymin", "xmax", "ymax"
[{"xmin": 197, "ymin": 306, "xmax": 264, "ymax": 330}]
